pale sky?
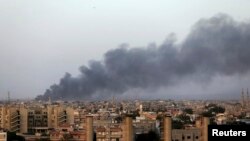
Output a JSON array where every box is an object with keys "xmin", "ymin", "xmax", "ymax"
[{"xmin": 1, "ymin": 0, "xmax": 250, "ymax": 100}]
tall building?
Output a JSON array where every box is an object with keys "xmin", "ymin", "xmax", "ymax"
[
  {"xmin": 0, "ymin": 104, "xmax": 74, "ymax": 134},
  {"xmin": 86, "ymin": 116, "xmax": 93, "ymax": 141},
  {"xmin": 47, "ymin": 105, "xmax": 74, "ymax": 129},
  {"xmin": 161, "ymin": 116, "xmax": 209, "ymax": 141},
  {"xmin": 0, "ymin": 105, "xmax": 28, "ymax": 133},
  {"xmin": 27, "ymin": 107, "xmax": 48, "ymax": 133},
  {"xmin": 162, "ymin": 116, "xmax": 171, "ymax": 141},
  {"xmin": 96, "ymin": 126, "xmax": 123, "ymax": 141},
  {"xmin": 0, "ymin": 106, "xmax": 7, "ymax": 130},
  {"xmin": 247, "ymin": 89, "xmax": 249, "ymax": 107},
  {"xmin": 123, "ymin": 116, "xmax": 134, "ymax": 141},
  {"xmin": 49, "ymin": 115, "xmax": 93, "ymax": 141}
]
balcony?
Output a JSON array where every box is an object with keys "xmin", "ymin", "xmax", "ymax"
[
  {"xmin": 110, "ymin": 134, "xmax": 122, "ymax": 138},
  {"xmin": 11, "ymin": 119, "xmax": 20, "ymax": 124},
  {"xmin": 11, "ymin": 124, "xmax": 20, "ymax": 132},
  {"xmin": 11, "ymin": 113, "xmax": 20, "ymax": 120},
  {"xmin": 58, "ymin": 117, "xmax": 67, "ymax": 124},
  {"xmin": 58, "ymin": 113, "xmax": 67, "ymax": 119},
  {"xmin": 96, "ymin": 134, "xmax": 106, "ymax": 138}
]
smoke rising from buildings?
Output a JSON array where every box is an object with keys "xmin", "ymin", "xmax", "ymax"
[{"xmin": 36, "ymin": 14, "xmax": 250, "ymax": 100}]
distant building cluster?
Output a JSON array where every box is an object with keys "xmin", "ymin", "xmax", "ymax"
[{"xmin": 0, "ymin": 91, "xmax": 250, "ymax": 141}]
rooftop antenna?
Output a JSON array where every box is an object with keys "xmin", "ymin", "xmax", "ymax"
[
  {"xmin": 112, "ymin": 95, "xmax": 115, "ymax": 106},
  {"xmin": 8, "ymin": 91, "xmax": 10, "ymax": 103},
  {"xmin": 241, "ymin": 88, "xmax": 245, "ymax": 108},
  {"xmin": 48, "ymin": 96, "xmax": 52, "ymax": 105},
  {"xmin": 247, "ymin": 88, "xmax": 249, "ymax": 106},
  {"xmin": 8, "ymin": 91, "xmax": 10, "ymax": 104}
]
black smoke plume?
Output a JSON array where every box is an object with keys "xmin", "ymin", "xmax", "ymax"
[{"xmin": 36, "ymin": 14, "xmax": 250, "ymax": 100}]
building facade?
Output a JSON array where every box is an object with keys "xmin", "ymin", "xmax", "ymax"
[
  {"xmin": 0, "ymin": 132, "xmax": 7, "ymax": 141},
  {"xmin": 0, "ymin": 104, "xmax": 74, "ymax": 134}
]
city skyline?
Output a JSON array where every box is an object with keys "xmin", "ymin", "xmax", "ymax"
[{"xmin": 1, "ymin": 1, "xmax": 250, "ymax": 100}]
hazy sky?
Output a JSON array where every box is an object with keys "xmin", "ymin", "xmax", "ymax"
[{"xmin": 1, "ymin": 0, "xmax": 250, "ymax": 100}]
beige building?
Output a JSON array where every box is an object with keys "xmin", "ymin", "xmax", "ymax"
[
  {"xmin": 0, "ymin": 132, "xmax": 7, "ymax": 141},
  {"xmin": 49, "ymin": 116, "xmax": 93, "ymax": 141},
  {"xmin": 161, "ymin": 116, "xmax": 209, "ymax": 141},
  {"xmin": 96, "ymin": 126, "xmax": 123, "ymax": 141},
  {"xmin": 0, "ymin": 104, "xmax": 74, "ymax": 134},
  {"xmin": 47, "ymin": 105, "xmax": 74, "ymax": 129},
  {"xmin": 134, "ymin": 119, "xmax": 156, "ymax": 134},
  {"xmin": 95, "ymin": 116, "xmax": 134, "ymax": 141},
  {"xmin": 1, "ymin": 104, "xmax": 211, "ymax": 141},
  {"xmin": 0, "ymin": 105, "xmax": 27, "ymax": 133},
  {"xmin": 123, "ymin": 117, "xmax": 134, "ymax": 141},
  {"xmin": 27, "ymin": 107, "xmax": 49, "ymax": 133},
  {"xmin": 0, "ymin": 106, "xmax": 7, "ymax": 130},
  {"xmin": 172, "ymin": 129, "xmax": 201, "ymax": 141}
]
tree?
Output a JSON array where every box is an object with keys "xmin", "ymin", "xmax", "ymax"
[
  {"xmin": 7, "ymin": 132, "xmax": 25, "ymax": 141},
  {"xmin": 183, "ymin": 108, "xmax": 193, "ymax": 114},
  {"xmin": 126, "ymin": 110, "xmax": 140, "ymax": 119},
  {"xmin": 61, "ymin": 133, "xmax": 73, "ymax": 141},
  {"xmin": 201, "ymin": 104, "xmax": 225, "ymax": 117},
  {"xmin": 156, "ymin": 114, "xmax": 164, "ymax": 120},
  {"xmin": 176, "ymin": 114, "xmax": 192, "ymax": 124},
  {"xmin": 201, "ymin": 111, "xmax": 213, "ymax": 117},
  {"xmin": 210, "ymin": 106, "xmax": 225, "ymax": 114},
  {"xmin": 172, "ymin": 120, "xmax": 184, "ymax": 129},
  {"xmin": 136, "ymin": 130, "xmax": 160, "ymax": 141},
  {"xmin": 114, "ymin": 116, "xmax": 123, "ymax": 123},
  {"xmin": 205, "ymin": 104, "xmax": 225, "ymax": 114}
]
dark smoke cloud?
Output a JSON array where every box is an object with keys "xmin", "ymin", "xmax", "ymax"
[{"xmin": 36, "ymin": 14, "xmax": 250, "ymax": 100}]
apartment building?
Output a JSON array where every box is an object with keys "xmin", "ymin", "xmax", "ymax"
[
  {"xmin": 171, "ymin": 129, "xmax": 201, "ymax": 141},
  {"xmin": 0, "ymin": 105, "xmax": 28, "ymax": 133},
  {"xmin": 0, "ymin": 104, "xmax": 74, "ymax": 134},
  {"xmin": 51, "ymin": 115, "xmax": 93, "ymax": 141},
  {"xmin": 27, "ymin": 107, "xmax": 48, "ymax": 133},
  {"xmin": 0, "ymin": 106, "xmax": 7, "ymax": 130},
  {"xmin": 160, "ymin": 116, "xmax": 209, "ymax": 141},
  {"xmin": 96, "ymin": 126, "xmax": 123, "ymax": 141},
  {"xmin": 134, "ymin": 119, "xmax": 156, "ymax": 134}
]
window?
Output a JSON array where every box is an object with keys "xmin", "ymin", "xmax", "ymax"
[{"xmin": 187, "ymin": 136, "xmax": 191, "ymax": 139}]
